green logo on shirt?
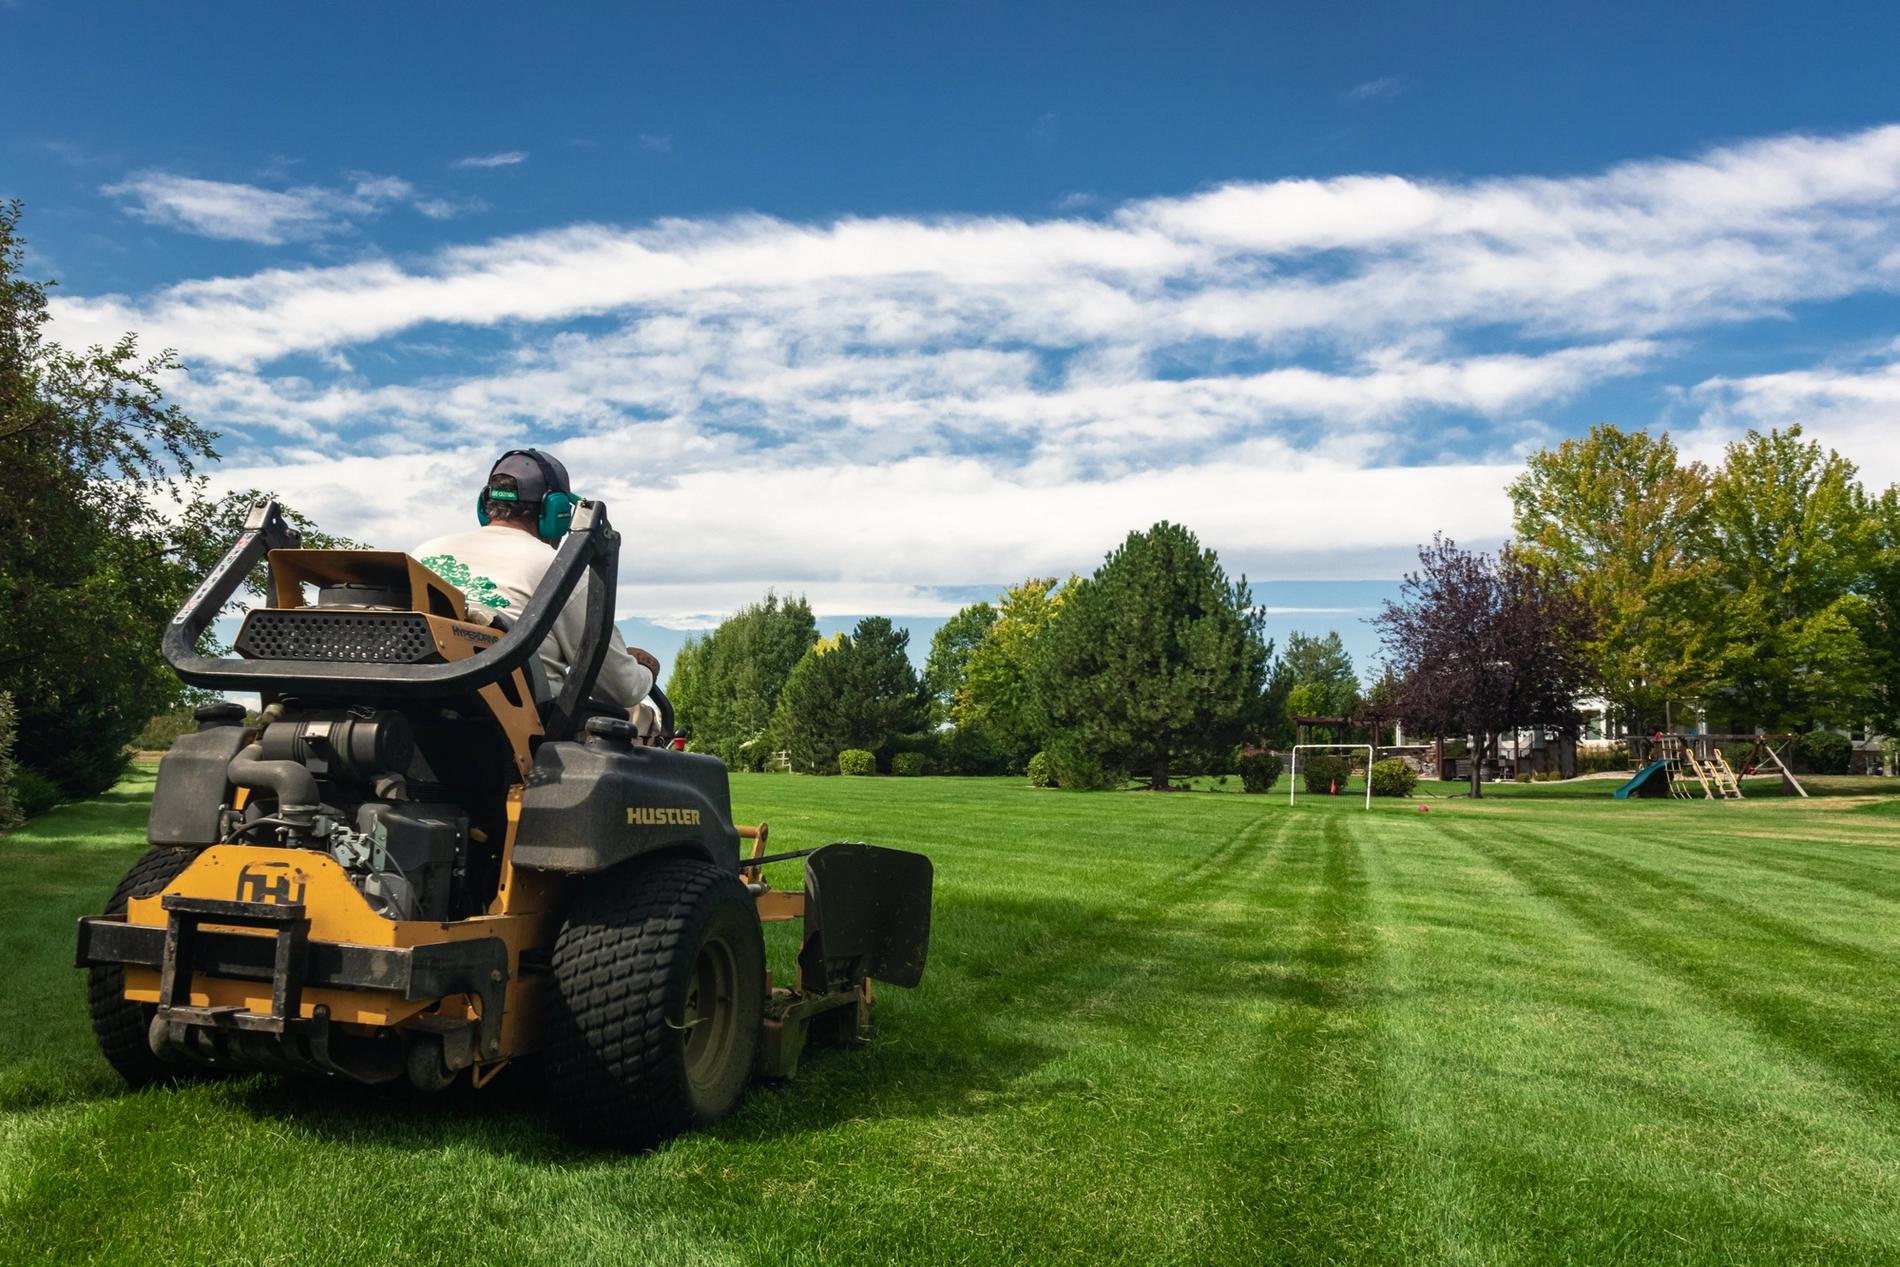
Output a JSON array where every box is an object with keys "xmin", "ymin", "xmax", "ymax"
[{"xmin": 421, "ymin": 554, "xmax": 512, "ymax": 610}]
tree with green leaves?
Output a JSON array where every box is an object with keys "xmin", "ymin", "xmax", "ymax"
[
  {"xmin": 1032, "ymin": 522, "xmax": 1268, "ymax": 790},
  {"xmin": 1255, "ymin": 654, "xmax": 1297, "ymax": 748},
  {"xmin": 1279, "ymin": 629, "xmax": 1359, "ymax": 737},
  {"xmin": 1507, "ymin": 423, "xmax": 1713, "ymax": 737},
  {"xmin": 666, "ymin": 592, "xmax": 817, "ymax": 767},
  {"xmin": 664, "ymin": 634, "xmax": 710, "ymax": 736},
  {"xmin": 1861, "ymin": 488, "xmax": 1900, "ymax": 739},
  {"xmin": 1699, "ymin": 426, "xmax": 1878, "ymax": 731},
  {"xmin": 923, "ymin": 601, "xmax": 996, "ymax": 724},
  {"xmin": 0, "ymin": 204, "xmax": 358, "ymax": 799},
  {"xmin": 772, "ymin": 618, "xmax": 926, "ymax": 773},
  {"xmin": 954, "ymin": 577, "xmax": 1067, "ymax": 771},
  {"xmin": 0, "ymin": 202, "xmax": 218, "ymax": 796},
  {"xmin": 173, "ymin": 487, "xmax": 364, "ymax": 631}
]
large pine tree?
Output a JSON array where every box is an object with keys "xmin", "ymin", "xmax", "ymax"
[{"xmin": 1032, "ymin": 522, "xmax": 1267, "ymax": 790}]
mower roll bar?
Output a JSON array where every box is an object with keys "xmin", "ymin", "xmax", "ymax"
[{"xmin": 161, "ymin": 496, "xmax": 623, "ymax": 737}]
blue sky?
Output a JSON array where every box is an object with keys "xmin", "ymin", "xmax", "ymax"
[{"xmin": 8, "ymin": 2, "xmax": 1900, "ymax": 678}]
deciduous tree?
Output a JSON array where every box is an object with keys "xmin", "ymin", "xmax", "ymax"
[
  {"xmin": 1279, "ymin": 630, "xmax": 1359, "ymax": 735},
  {"xmin": 1377, "ymin": 535, "xmax": 1595, "ymax": 798},
  {"xmin": 1507, "ymin": 423, "xmax": 1711, "ymax": 736},
  {"xmin": 1861, "ymin": 488, "xmax": 1900, "ymax": 739},
  {"xmin": 667, "ymin": 592, "xmax": 817, "ymax": 767},
  {"xmin": 954, "ymin": 578, "xmax": 1067, "ymax": 770},
  {"xmin": 923, "ymin": 602, "xmax": 996, "ymax": 724},
  {"xmin": 1, "ymin": 203, "xmax": 220, "ymax": 796},
  {"xmin": 1700, "ymin": 427, "xmax": 1877, "ymax": 731}
]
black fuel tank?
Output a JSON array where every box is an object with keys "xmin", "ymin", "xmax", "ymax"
[{"xmin": 511, "ymin": 739, "xmax": 740, "ymax": 873}]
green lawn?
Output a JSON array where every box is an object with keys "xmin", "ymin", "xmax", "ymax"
[{"xmin": 4, "ymin": 766, "xmax": 1900, "ymax": 1265}]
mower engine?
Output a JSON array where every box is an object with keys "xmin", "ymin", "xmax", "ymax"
[{"xmin": 230, "ymin": 709, "xmax": 466, "ymax": 922}]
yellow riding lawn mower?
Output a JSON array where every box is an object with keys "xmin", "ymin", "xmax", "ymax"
[{"xmin": 76, "ymin": 498, "xmax": 932, "ymax": 1147}]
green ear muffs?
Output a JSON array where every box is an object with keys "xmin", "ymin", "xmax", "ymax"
[
  {"xmin": 536, "ymin": 490, "xmax": 577, "ymax": 541},
  {"xmin": 475, "ymin": 449, "xmax": 579, "ymax": 542}
]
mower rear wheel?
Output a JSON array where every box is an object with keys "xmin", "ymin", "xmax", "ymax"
[
  {"xmin": 87, "ymin": 846, "xmax": 200, "ymax": 1087},
  {"xmin": 547, "ymin": 857, "xmax": 765, "ymax": 1148}
]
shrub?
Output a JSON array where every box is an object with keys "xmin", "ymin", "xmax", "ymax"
[
  {"xmin": 1795, "ymin": 730, "xmax": 1852, "ymax": 775},
  {"xmin": 1026, "ymin": 751, "xmax": 1054, "ymax": 788},
  {"xmin": 891, "ymin": 752, "xmax": 926, "ymax": 777},
  {"xmin": 1514, "ymin": 771, "xmax": 1533, "ymax": 784},
  {"xmin": 1299, "ymin": 753, "xmax": 1352, "ymax": 793},
  {"xmin": 1238, "ymin": 748, "xmax": 1282, "ymax": 794},
  {"xmin": 1369, "ymin": 758, "xmax": 1418, "ymax": 797},
  {"xmin": 12, "ymin": 768, "xmax": 63, "ymax": 820},
  {"xmin": 1048, "ymin": 742, "xmax": 1123, "ymax": 791},
  {"xmin": 132, "ymin": 707, "xmax": 200, "ymax": 753},
  {"xmin": 1793, "ymin": 729, "xmax": 1854, "ymax": 778},
  {"xmin": 936, "ymin": 725, "xmax": 1009, "ymax": 776},
  {"xmin": 1577, "ymin": 744, "xmax": 1631, "ymax": 774},
  {"xmin": 838, "ymin": 748, "xmax": 876, "ymax": 776},
  {"xmin": 0, "ymin": 691, "xmax": 18, "ymax": 833}
]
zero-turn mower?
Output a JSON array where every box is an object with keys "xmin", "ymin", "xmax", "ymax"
[{"xmin": 75, "ymin": 497, "xmax": 933, "ymax": 1147}]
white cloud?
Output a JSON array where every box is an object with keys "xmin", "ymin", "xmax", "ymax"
[
  {"xmin": 1343, "ymin": 77, "xmax": 1403, "ymax": 103},
  {"xmin": 103, "ymin": 173, "xmax": 339, "ymax": 244},
  {"xmin": 61, "ymin": 125, "xmax": 1900, "ymax": 614},
  {"xmin": 453, "ymin": 151, "xmax": 528, "ymax": 169},
  {"xmin": 1686, "ymin": 358, "xmax": 1900, "ymax": 490},
  {"xmin": 64, "ymin": 125, "xmax": 1900, "ymax": 368},
  {"xmin": 102, "ymin": 170, "xmax": 467, "ymax": 244},
  {"xmin": 198, "ymin": 439, "xmax": 1520, "ymax": 622}
]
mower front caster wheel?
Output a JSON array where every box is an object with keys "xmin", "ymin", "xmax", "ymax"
[{"xmin": 547, "ymin": 857, "xmax": 766, "ymax": 1148}]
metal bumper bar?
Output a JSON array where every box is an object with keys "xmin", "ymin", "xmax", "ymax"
[{"xmin": 76, "ymin": 900, "xmax": 510, "ymax": 1073}]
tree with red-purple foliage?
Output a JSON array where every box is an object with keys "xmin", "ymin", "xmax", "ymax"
[{"xmin": 1376, "ymin": 535, "xmax": 1596, "ymax": 798}]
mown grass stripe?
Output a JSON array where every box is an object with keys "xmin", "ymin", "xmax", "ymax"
[{"xmin": 1413, "ymin": 812, "xmax": 1900, "ymax": 1263}]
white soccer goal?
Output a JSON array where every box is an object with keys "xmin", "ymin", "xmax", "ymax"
[{"xmin": 1289, "ymin": 743, "xmax": 1374, "ymax": 811}]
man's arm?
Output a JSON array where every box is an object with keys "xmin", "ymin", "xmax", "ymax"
[
  {"xmin": 592, "ymin": 626, "xmax": 655, "ymax": 708},
  {"xmin": 549, "ymin": 574, "xmax": 653, "ymax": 707}
]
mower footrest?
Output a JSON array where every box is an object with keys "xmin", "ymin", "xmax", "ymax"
[
  {"xmin": 158, "ymin": 894, "xmax": 312, "ymax": 1028},
  {"xmin": 161, "ymin": 1003, "xmax": 289, "ymax": 1034}
]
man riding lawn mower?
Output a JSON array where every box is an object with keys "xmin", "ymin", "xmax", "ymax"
[{"xmin": 74, "ymin": 492, "xmax": 933, "ymax": 1148}]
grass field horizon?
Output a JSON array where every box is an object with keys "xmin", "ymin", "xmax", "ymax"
[{"xmin": 5, "ymin": 765, "xmax": 1900, "ymax": 1264}]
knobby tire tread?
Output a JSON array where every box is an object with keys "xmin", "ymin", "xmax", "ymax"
[
  {"xmin": 547, "ymin": 857, "xmax": 763, "ymax": 1148},
  {"xmin": 87, "ymin": 846, "xmax": 199, "ymax": 1086}
]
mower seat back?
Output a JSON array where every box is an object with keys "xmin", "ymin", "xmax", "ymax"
[{"xmin": 487, "ymin": 610, "xmax": 621, "ymax": 740}]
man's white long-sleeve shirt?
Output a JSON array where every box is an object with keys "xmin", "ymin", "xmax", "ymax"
[{"xmin": 412, "ymin": 523, "xmax": 652, "ymax": 708}]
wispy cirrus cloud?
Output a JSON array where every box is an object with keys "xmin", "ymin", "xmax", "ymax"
[
  {"xmin": 69, "ymin": 125, "xmax": 1900, "ymax": 366},
  {"xmin": 1343, "ymin": 77, "xmax": 1403, "ymax": 103},
  {"xmin": 453, "ymin": 150, "xmax": 528, "ymax": 169},
  {"xmin": 102, "ymin": 170, "xmax": 469, "ymax": 243},
  {"xmin": 57, "ymin": 124, "xmax": 1900, "ymax": 616}
]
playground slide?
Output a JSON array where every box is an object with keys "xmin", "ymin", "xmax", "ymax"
[{"xmin": 1612, "ymin": 759, "xmax": 1670, "ymax": 800}]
